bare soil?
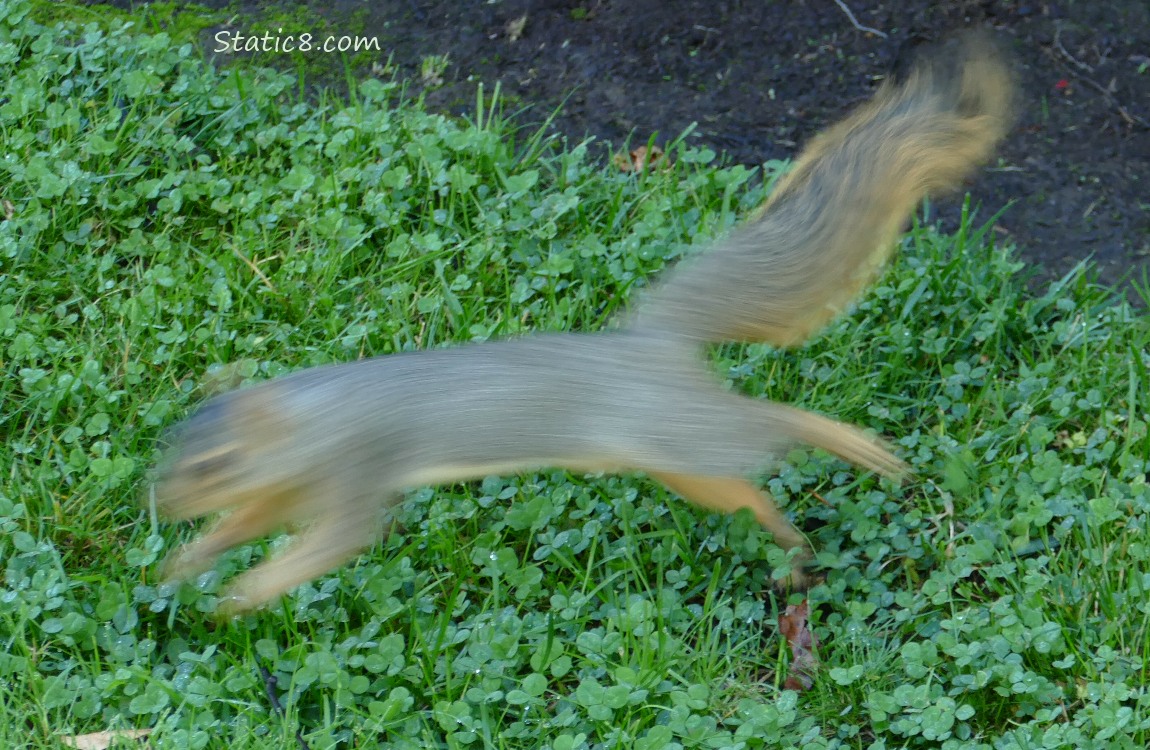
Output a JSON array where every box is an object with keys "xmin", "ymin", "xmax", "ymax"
[{"xmin": 117, "ymin": 1, "xmax": 1150, "ymax": 300}]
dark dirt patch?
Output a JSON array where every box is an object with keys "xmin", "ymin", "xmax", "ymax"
[{"xmin": 110, "ymin": 0, "xmax": 1150, "ymax": 301}]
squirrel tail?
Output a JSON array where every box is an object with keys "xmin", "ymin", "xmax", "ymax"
[{"xmin": 626, "ymin": 31, "xmax": 1014, "ymax": 347}]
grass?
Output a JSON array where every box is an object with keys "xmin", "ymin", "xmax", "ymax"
[{"xmin": 2, "ymin": 1, "xmax": 1150, "ymax": 748}]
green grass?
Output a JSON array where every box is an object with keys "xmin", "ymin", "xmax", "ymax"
[{"xmin": 2, "ymin": 2, "xmax": 1150, "ymax": 748}]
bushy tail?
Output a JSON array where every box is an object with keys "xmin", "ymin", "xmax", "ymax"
[{"xmin": 626, "ymin": 31, "xmax": 1014, "ymax": 347}]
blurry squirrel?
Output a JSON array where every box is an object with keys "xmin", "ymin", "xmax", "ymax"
[{"xmin": 151, "ymin": 32, "xmax": 1014, "ymax": 611}]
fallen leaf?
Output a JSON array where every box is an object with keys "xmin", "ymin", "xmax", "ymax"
[
  {"xmin": 612, "ymin": 145, "xmax": 671, "ymax": 173},
  {"xmin": 506, "ymin": 14, "xmax": 528, "ymax": 42},
  {"xmin": 61, "ymin": 729, "xmax": 151, "ymax": 749},
  {"xmin": 777, "ymin": 599, "xmax": 818, "ymax": 691}
]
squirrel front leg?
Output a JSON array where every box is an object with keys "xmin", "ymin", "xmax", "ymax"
[{"xmin": 215, "ymin": 485, "xmax": 390, "ymax": 612}]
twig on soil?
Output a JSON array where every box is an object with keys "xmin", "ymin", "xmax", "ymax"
[
  {"xmin": 259, "ymin": 662, "xmax": 312, "ymax": 750},
  {"xmin": 831, "ymin": 0, "xmax": 887, "ymax": 38},
  {"xmin": 1045, "ymin": 43, "xmax": 1150, "ymax": 129},
  {"xmin": 1054, "ymin": 26, "xmax": 1094, "ymax": 72}
]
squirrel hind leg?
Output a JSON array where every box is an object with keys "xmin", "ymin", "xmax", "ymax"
[{"xmin": 648, "ymin": 471, "xmax": 814, "ymax": 590}]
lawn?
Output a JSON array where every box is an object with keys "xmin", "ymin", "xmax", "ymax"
[{"xmin": 1, "ymin": 3, "xmax": 1149, "ymax": 748}]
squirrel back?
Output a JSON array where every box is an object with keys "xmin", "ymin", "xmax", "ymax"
[{"xmin": 626, "ymin": 32, "xmax": 1014, "ymax": 346}]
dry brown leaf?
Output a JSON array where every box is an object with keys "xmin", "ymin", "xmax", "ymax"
[
  {"xmin": 777, "ymin": 599, "xmax": 819, "ymax": 691},
  {"xmin": 612, "ymin": 145, "xmax": 671, "ymax": 173},
  {"xmin": 60, "ymin": 729, "xmax": 152, "ymax": 749}
]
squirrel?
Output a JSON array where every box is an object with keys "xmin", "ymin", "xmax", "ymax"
[{"xmin": 151, "ymin": 32, "xmax": 1014, "ymax": 611}]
